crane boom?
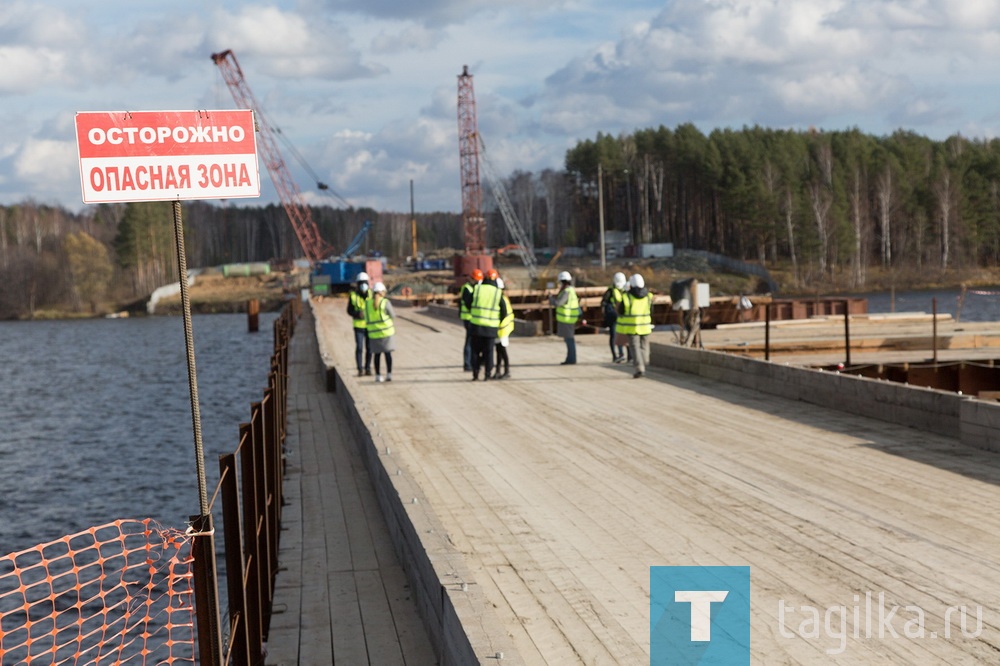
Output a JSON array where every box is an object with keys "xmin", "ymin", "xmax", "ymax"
[
  {"xmin": 477, "ymin": 135, "xmax": 538, "ymax": 279},
  {"xmin": 211, "ymin": 49, "xmax": 334, "ymax": 263}
]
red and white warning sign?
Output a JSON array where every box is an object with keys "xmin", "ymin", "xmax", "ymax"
[{"xmin": 75, "ymin": 110, "xmax": 261, "ymax": 203}]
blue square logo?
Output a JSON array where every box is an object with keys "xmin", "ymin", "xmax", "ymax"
[{"xmin": 650, "ymin": 566, "xmax": 750, "ymax": 665}]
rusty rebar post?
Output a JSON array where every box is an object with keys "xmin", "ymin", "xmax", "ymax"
[
  {"xmin": 844, "ymin": 299, "xmax": 851, "ymax": 368},
  {"xmin": 171, "ymin": 200, "xmax": 223, "ymax": 665}
]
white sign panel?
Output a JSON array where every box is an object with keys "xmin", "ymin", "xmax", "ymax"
[{"xmin": 75, "ymin": 110, "xmax": 260, "ymax": 203}]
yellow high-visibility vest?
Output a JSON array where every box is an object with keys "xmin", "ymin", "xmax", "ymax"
[
  {"xmin": 365, "ymin": 296, "xmax": 395, "ymax": 339},
  {"xmin": 469, "ymin": 283, "xmax": 501, "ymax": 328},
  {"xmin": 498, "ymin": 294, "xmax": 514, "ymax": 339},
  {"xmin": 349, "ymin": 291, "xmax": 369, "ymax": 329},
  {"xmin": 555, "ymin": 287, "xmax": 580, "ymax": 325},
  {"xmin": 618, "ymin": 292, "xmax": 652, "ymax": 335}
]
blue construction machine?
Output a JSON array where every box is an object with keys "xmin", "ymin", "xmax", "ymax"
[{"xmin": 311, "ymin": 220, "xmax": 383, "ymax": 294}]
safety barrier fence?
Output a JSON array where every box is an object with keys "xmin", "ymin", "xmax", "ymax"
[
  {"xmin": 0, "ymin": 298, "xmax": 299, "ymax": 665},
  {"xmin": 0, "ymin": 520, "xmax": 196, "ymax": 664}
]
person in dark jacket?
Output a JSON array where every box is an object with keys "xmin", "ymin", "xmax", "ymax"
[
  {"xmin": 463, "ymin": 268, "xmax": 509, "ymax": 381},
  {"xmin": 601, "ymin": 271, "xmax": 629, "ymax": 363},
  {"xmin": 460, "ymin": 269, "xmax": 482, "ymax": 371},
  {"xmin": 346, "ymin": 271, "xmax": 372, "ymax": 376}
]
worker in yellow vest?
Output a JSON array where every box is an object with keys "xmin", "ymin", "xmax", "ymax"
[
  {"xmin": 460, "ymin": 269, "xmax": 482, "ymax": 371},
  {"xmin": 601, "ymin": 271, "xmax": 629, "ymax": 363},
  {"xmin": 618, "ymin": 273, "xmax": 653, "ymax": 378},
  {"xmin": 549, "ymin": 271, "xmax": 580, "ymax": 365},
  {"xmin": 365, "ymin": 281, "xmax": 396, "ymax": 382},
  {"xmin": 493, "ymin": 277, "xmax": 514, "ymax": 379},
  {"xmin": 346, "ymin": 271, "xmax": 372, "ymax": 376},
  {"xmin": 463, "ymin": 268, "xmax": 508, "ymax": 381}
]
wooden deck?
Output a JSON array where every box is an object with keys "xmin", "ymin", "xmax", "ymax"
[
  {"xmin": 296, "ymin": 299, "xmax": 1000, "ymax": 664},
  {"xmin": 265, "ymin": 310, "xmax": 437, "ymax": 665}
]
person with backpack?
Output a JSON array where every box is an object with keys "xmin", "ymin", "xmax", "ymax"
[{"xmin": 601, "ymin": 272, "xmax": 629, "ymax": 363}]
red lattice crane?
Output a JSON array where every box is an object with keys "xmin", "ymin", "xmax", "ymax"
[
  {"xmin": 457, "ymin": 65, "xmax": 485, "ymax": 253},
  {"xmin": 455, "ymin": 65, "xmax": 492, "ymax": 283},
  {"xmin": 211, "ymin": 49, "xmax": 334, "ymax": 263}
]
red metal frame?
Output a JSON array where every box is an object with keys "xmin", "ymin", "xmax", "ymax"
[
  {"xmin": 212, "ymin": 50, "xmax": 334, "ymax": 262},
  {"xmin": 457, "ymin": 66, "xmax": 486, "ymax": 254}
]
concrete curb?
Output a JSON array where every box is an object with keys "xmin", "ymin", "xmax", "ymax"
[{"xmin": 650, "ymin": 341, "xmax": 1000, "ymax": 451}]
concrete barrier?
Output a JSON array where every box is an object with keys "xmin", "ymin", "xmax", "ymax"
[
  {"xmin": 424, "ymin": 302, "xmax": 542, "ymax": 336},
  {"xmin": 647, "ymin": 341, "xmax": 996, "ymax": 447}
]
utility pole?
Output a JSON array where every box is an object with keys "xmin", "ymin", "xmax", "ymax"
[
  {"xmin": 598, "ymin": 163, "xmax": 606, "ymax": 270},
  {"xmin": 410, "ymin": 179, "xmax": 417, "ymax": 259}
]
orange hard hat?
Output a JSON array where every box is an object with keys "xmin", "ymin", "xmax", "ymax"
[
  {"xmin": 486, "ymin": 268, "xmax": 499, "ymax": 280},
  {"xmin": 471, "ymin": 268, "xmax": 484, "ymax": 281}
]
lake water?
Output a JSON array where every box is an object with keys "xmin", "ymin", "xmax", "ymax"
[
  {"xmin": 860, "ymin": 285, "xmax": 1000, "ymax": 322},
  {"xmin": 0, "ymin": 312, "xmax": 280, "ymax": 556},
  {"xmin": 4, "ymin": 286, "xmax": 1000, "ymax": 554}
]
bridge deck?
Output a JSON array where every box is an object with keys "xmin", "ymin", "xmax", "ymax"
[{"xmin": 304, "ymin": 299, "xmax": 1000, "ymax": 664}]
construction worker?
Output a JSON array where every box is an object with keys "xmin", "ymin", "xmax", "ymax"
[
  {"xmin": 365, "ymin": 281, "xmax": 396, "ymax": 382},
  {"xmin": 463, "ymin": 268, "xmax": 507, "ymax": 380},
  {"xmin": 460, "ymin": 269, "xmax": 483, "ymax": 371},
  {"xmin": 347, "ymin": 271, "xmax": 372, "ymax": 376},
  {"xmin": 549, "ymin": 271, "xmax": 580, "ymax": 365},
  {"xmin": 493, "ymin": 277, "xmax": 514, "ymax": 379},
  {"xmin": 600, "ymin": 271, "xmax": 629, "ymax": 363},
  {"xmin": 619, "ymin": 273, "xmax": 653, "ymax": 378}
]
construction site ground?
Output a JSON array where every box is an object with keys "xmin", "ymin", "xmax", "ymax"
[
  {"xmin": 700, "ymin": 313, "xmax": 1000, "ymax": 367},
  {"xmin": 299, "ymin": 296, "xmax": 1000, "ymax": 664}
]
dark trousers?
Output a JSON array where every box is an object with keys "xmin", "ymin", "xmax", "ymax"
[
  {"xmin": 354, "ymin": 328, "xmax": 371, "ymax": 372},
  {"xmin": 563, "ymin": 336, "xmax": 577, "ymax": 364},
  {"xmin": 471, "ymin": 335, "xmax": 495, "ymax": 378},
  {"xmin": 374, "ymin": 352, "xmax": 393, "ymax": 375},
  {"xmin": 494, "ymin": 342, "xmax": 509, "ymax": 375},
  {"xmin": 463, "ymin": 322, "xmax": 473, "ymax": 370}
]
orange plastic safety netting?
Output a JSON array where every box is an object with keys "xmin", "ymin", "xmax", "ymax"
[{"xmin": 0, "ymin": 519, "xmax": 195, "ymax": 665}]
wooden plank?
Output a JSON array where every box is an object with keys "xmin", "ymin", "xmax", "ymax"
[
  {"xmin": 328, "ymin": 571, "xmax": 369, "ymax": 664},
  {"xmin": 310, "ymin": 299, "xmax": 1000, "ymax": 664}
]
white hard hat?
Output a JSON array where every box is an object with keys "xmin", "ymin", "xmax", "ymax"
[
  {"xmin": 373, "ymin": 281, "xmax": 386, "ymax": 293},
  {"xmin": 613, "ymin": 272, "xmax": 626, "ymax": 289},
  {"xmin": 629, "ymin": 273, "xmax": 645, "ymax": 289},
  {"xmin": 557, "ymin": 271, "xmax": 572, "ymax": 283},
  {"xmin": 357, "ymin": 272, "xmax": 370, "ymax": 282},
  {"xmin": 496, "ymin": 277, "xmax": 505, "ymax": 290}
]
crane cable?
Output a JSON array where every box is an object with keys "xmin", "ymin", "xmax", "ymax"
[{"xmin": 213, "ymin": 64, "xmax": 353, "ymax": 209}]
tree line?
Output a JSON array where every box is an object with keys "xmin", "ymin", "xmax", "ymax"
[
  {"xmin": 554, "ymin": 125, "xmax": 1000, "ymax": 289},
  {"xmin": 5, "ymin": 123, "xmax": 1000, "ymax": 318},
  {"xmin": 0, "ymin": 200, "xmax": 463, "ymax": 319}
]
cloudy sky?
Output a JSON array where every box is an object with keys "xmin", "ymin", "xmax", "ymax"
[{"xmin": 4, "ymin": 0, "xmax": 1000, "ymax": 215}]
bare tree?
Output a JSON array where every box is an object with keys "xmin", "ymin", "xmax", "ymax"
[
  {"xmin": 875, "ymin": 165, "xmax": 893, "ymax": 267},
  {"xmin": 934, "ymin": 170, "xmax": 954, "ymax": 269},
  {"xmin": 848, "ymin": 166, "xmax": 866, "ymax": 287}
]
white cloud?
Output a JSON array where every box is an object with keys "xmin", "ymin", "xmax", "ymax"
[
  {"xmin": 15, "ymin": 139, "xmax": 74, "ymax": 179},
  {"xmin": 0, "ymin": 47, "xmax": 69, "ymax": 94},
  {"xmin": 371, "ymin": 24, "xmax": 443, "ymax": 54},
  {"xmin": 5, "ymin": 0, "xmax": 1000, "ymax": 214},
  {"xmin": 212, "ymin": 6, "xmax": 385, "ymax": 80}
]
